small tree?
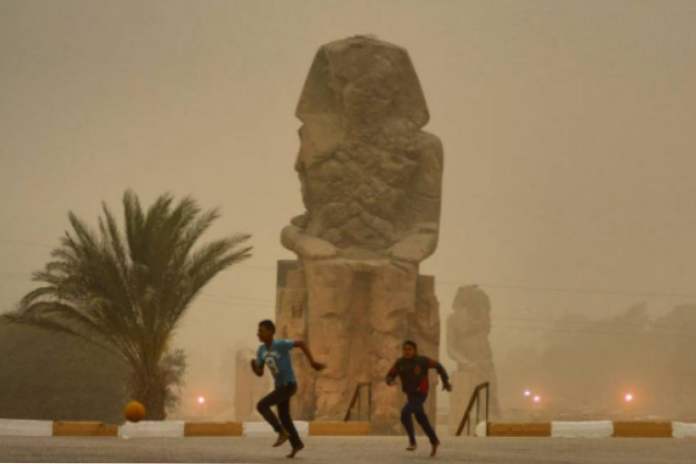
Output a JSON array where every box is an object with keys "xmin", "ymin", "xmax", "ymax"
[{"xmin": 5, "ymin": 190, "xmax": 251, "ymax": 419}]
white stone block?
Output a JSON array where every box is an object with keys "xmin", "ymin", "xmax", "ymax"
[
  {"xmin": 0, "ymin": 419, "xmax": 53, "ymax": 436},
  {"xmin": 118, "ymin": 420, "xmax": 185, "ymax": 438},
  {"xmin": 551, "ymin": 420, "xmax": 613, "ymax": 438}
]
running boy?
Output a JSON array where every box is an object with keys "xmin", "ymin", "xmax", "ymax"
[
  {"xmin": 251, "ymin": 319, "xmax": 325, "ymax": 458},
  {"xmin": 386, "ymin": 340, "xmax": 452, "ymax": 457}
]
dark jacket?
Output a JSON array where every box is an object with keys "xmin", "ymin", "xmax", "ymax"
[{"xmin": 386, "ymin": 355, "xmax": 450, "ymax": 395}]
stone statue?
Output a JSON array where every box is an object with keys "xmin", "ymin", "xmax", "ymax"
[
  {"xmin": 275, "ymin": 35, "xmax": 443, "ymax": 434},
  {"xmin": 446, "ymin": 285, "xmax": 500, "ymax": 433}
]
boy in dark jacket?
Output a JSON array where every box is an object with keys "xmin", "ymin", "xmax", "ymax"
[{"xmin": 386, "ymin": 340, "xmax": 452, "ymax": 457}]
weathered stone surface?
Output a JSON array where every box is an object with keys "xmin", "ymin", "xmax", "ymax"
[
  {"xmin": 447, "ymin": 285, "xmax": 500, "ymax": 434},
  {"xmin": 234, "ymin": 348, "xmax": 270, "ymax": 422},
  {"xmin": 274, "ymin": 261, "xmax": 315, "ymax": 420},
  {"xmin": 277, "ymin": 35, "xmax": 443, "ymax": 434}
]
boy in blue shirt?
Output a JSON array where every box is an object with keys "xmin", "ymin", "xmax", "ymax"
[{"xmin": 251, "ymin": 319, "xmax": 325, "ymax": 458}]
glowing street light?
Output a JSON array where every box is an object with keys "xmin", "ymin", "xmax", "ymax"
[
  {"xmin": 523, "ymin": 389, "xmax": 532, "ymax": 397},
  {"xmin": 624, "ymin": 393, "xmax": 634, "ymax": 403},
  {"xmin": 533, "ymin": 395, "xmax": 542, "ymax": 404},
  {"xmin": 197, "ymin": 395, "xmax": 206, "ymax": 405}
]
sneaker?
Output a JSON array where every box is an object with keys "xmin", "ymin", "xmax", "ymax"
[
  {"xmin": 430, "ymin": 441, "xmax": 440, "ymax": 458},
  {"xmin": 406, "ymin": 444, "xmax": 417, "ymax": 451},
  {"xmin": 273, "ymin": 432, "xmax": 289, "ymax": 447}
]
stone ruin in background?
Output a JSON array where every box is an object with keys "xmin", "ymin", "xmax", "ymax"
[
  {"xmin": 447, "ymin": 285, "xmax": 500, "ymax": 433},
  {"xmin": 274, "ymin": 36, "xmax": 444, "ymax": 434}
]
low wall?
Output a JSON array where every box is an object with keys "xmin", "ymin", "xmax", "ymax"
[
  {"xmin": 1, "ymin": 419, "xmax": 694, "ymax": 438},
  {"xmin": 477, "ymin": 420, "xmax": 695, "ymax": 438}
]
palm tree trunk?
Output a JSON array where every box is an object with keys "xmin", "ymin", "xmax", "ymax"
[
  {"xmin": 141, "ymin": 385, "xmax": 166, "ymax": 420},
  {"xmin": 130, "ymin": 369, "xmax": 167, "ymax": 420}
]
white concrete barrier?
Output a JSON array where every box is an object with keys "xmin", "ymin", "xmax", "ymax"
[
  {"xmin": 118, "ymin": 420, "xmax": 185, "ymax": 438},
  {"xmin": 672, "ymin": 422, "xmax": 696, "ymax": 439},
  {"xmin": 0, "ymin": 419, "xmax": 53, "ymax": 437},
  {"xmin": 551, "ymin": 420, "xmax": 613, "ymax": 438},
  {"xmin": 295, "ymin": 421, "xmax": 310, "ymax": 437},
  {"xmin": 243, "ymin": 421, "xmax": 309, "ymax": 437},
  {"xmin": 4, "ymin": 417, "xmax": 695, "ymax": 439}
]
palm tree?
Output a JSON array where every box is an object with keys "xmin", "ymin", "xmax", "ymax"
[{"xmin": 4, "ymin": 190, "xmax": 252, "ymax": 419}]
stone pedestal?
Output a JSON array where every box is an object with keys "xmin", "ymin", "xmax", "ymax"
[{"xmin": 275, "ymin": 259, "xmax": 439, "ymax": 434}]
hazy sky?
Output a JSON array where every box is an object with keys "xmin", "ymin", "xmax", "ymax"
[{"xmin": 2, "ymin": 0, "xmax": 695, "ymax": 415}]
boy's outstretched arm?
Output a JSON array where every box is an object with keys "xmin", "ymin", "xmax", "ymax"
[
  {"xmin": 428, "ymin": 358, "xmax": 453, "ymax": 391},
  {"xmin": 293, "ymin": 340, "xmax": 326, "ymax": 371}
]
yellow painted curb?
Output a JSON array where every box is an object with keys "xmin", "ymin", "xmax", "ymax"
[
  {"xmin": 309, "ymin": 421, "xmax": 371, "ymax": 436},
  {"xmin": 613, "ymin": 421, "xmax": 672, "ymax": 438},
  {"xmin": 184, "ymin": 422, "xmax": 243, "ymax": 437},
  {"xmin": 488, "ymin": 422, "xmax": 551, "ymax": 437},
  {"xmin": 52, "ymin": 421, "xmax": 118, "ymax": 437}
]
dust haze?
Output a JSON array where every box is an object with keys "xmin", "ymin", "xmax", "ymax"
[{"xmin": 1, "ymin": 0, "xmax": 696, "ymax": 420}]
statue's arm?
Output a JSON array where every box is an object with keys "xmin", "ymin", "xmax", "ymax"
[
  {"xmin": 281, "ymin": 224, "xmax": 337, "ymax": 259},
  {"xmin": 388, "ymin": 224, "xmax": 439, "ymax": 263},
  {"xmin": 388, "ymin": 132, "xmax": 443, "ymax": 263}
]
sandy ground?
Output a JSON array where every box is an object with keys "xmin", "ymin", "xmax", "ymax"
[{"xmin": 2, "ymin": 436, "xmax": 696, "ymax": 463}]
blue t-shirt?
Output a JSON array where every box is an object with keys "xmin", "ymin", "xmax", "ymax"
[{"xmin": 256, "ymin": 339, "xmax": 296, "ymax": 387}]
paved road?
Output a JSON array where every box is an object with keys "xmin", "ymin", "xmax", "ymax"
[{"xmin": 2, "ymin": 436, "xmax": 696, "ymax": 463}]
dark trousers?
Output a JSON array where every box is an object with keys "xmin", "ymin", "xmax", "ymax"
[
  {"xmin": 256, "ymin": 382, "xmax": 303, "ymax": 448},
  {"xmin": 401, "ymin": 393, "xmax": 439, "ymax": 445}
]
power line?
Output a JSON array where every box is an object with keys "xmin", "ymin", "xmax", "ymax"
[
  {"xmin": 457, "ymin": 281, "xmax": 696, "ymax": 300},
  {"xmin": 492, "ymin": 322, "xmax": 695, "ymax": 339},
  {"xmin": 2, "ymin": 269, "xmax": 696, "ymax": 301},
  {"xmin": 198, "ymin": 294, "xmax": 272, "ymax": 308},
  {"xmin": 218, "ymin": 263, "xmax": 696, "ymax": 300},
  {"xmin": 2, "ymin": 239, "xmax": 695, "ymax": 300},
  {"xmin": 0, "ymin": 239, "xmax": 55, "ymax": 249}
]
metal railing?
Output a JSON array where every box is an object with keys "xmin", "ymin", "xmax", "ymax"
[
  {"xmin": 344, "ymin": 382, "xmax": 372, "ymax": 422},
  {"xmin": 456, "ymin": 381, "xmax": 490, "ymax": 436}
]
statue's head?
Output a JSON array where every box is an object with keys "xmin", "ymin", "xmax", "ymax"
[
  {"xmin": 291, "ymin": 36, "xmax": 433, "ymax": 252},
  {"xmin": 453, "ymin": 285, "xmax": 491, "ymax": 314},
  {"xmin": 296, "ymin": 35, "xmax": 429, "ymax": 131}
]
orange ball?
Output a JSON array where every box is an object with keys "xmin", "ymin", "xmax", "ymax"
[{"xmin": 124, "ymin": 400, "xmax": 146, "ymax": 422}]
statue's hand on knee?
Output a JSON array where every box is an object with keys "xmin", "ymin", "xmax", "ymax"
[
  {"xmin": 281, "ymin": 225, "xmax": 337, "ymax": 259},
  {"xmin": 388, "ymin": 227, "xmax": 438, "ymax": 265}
]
